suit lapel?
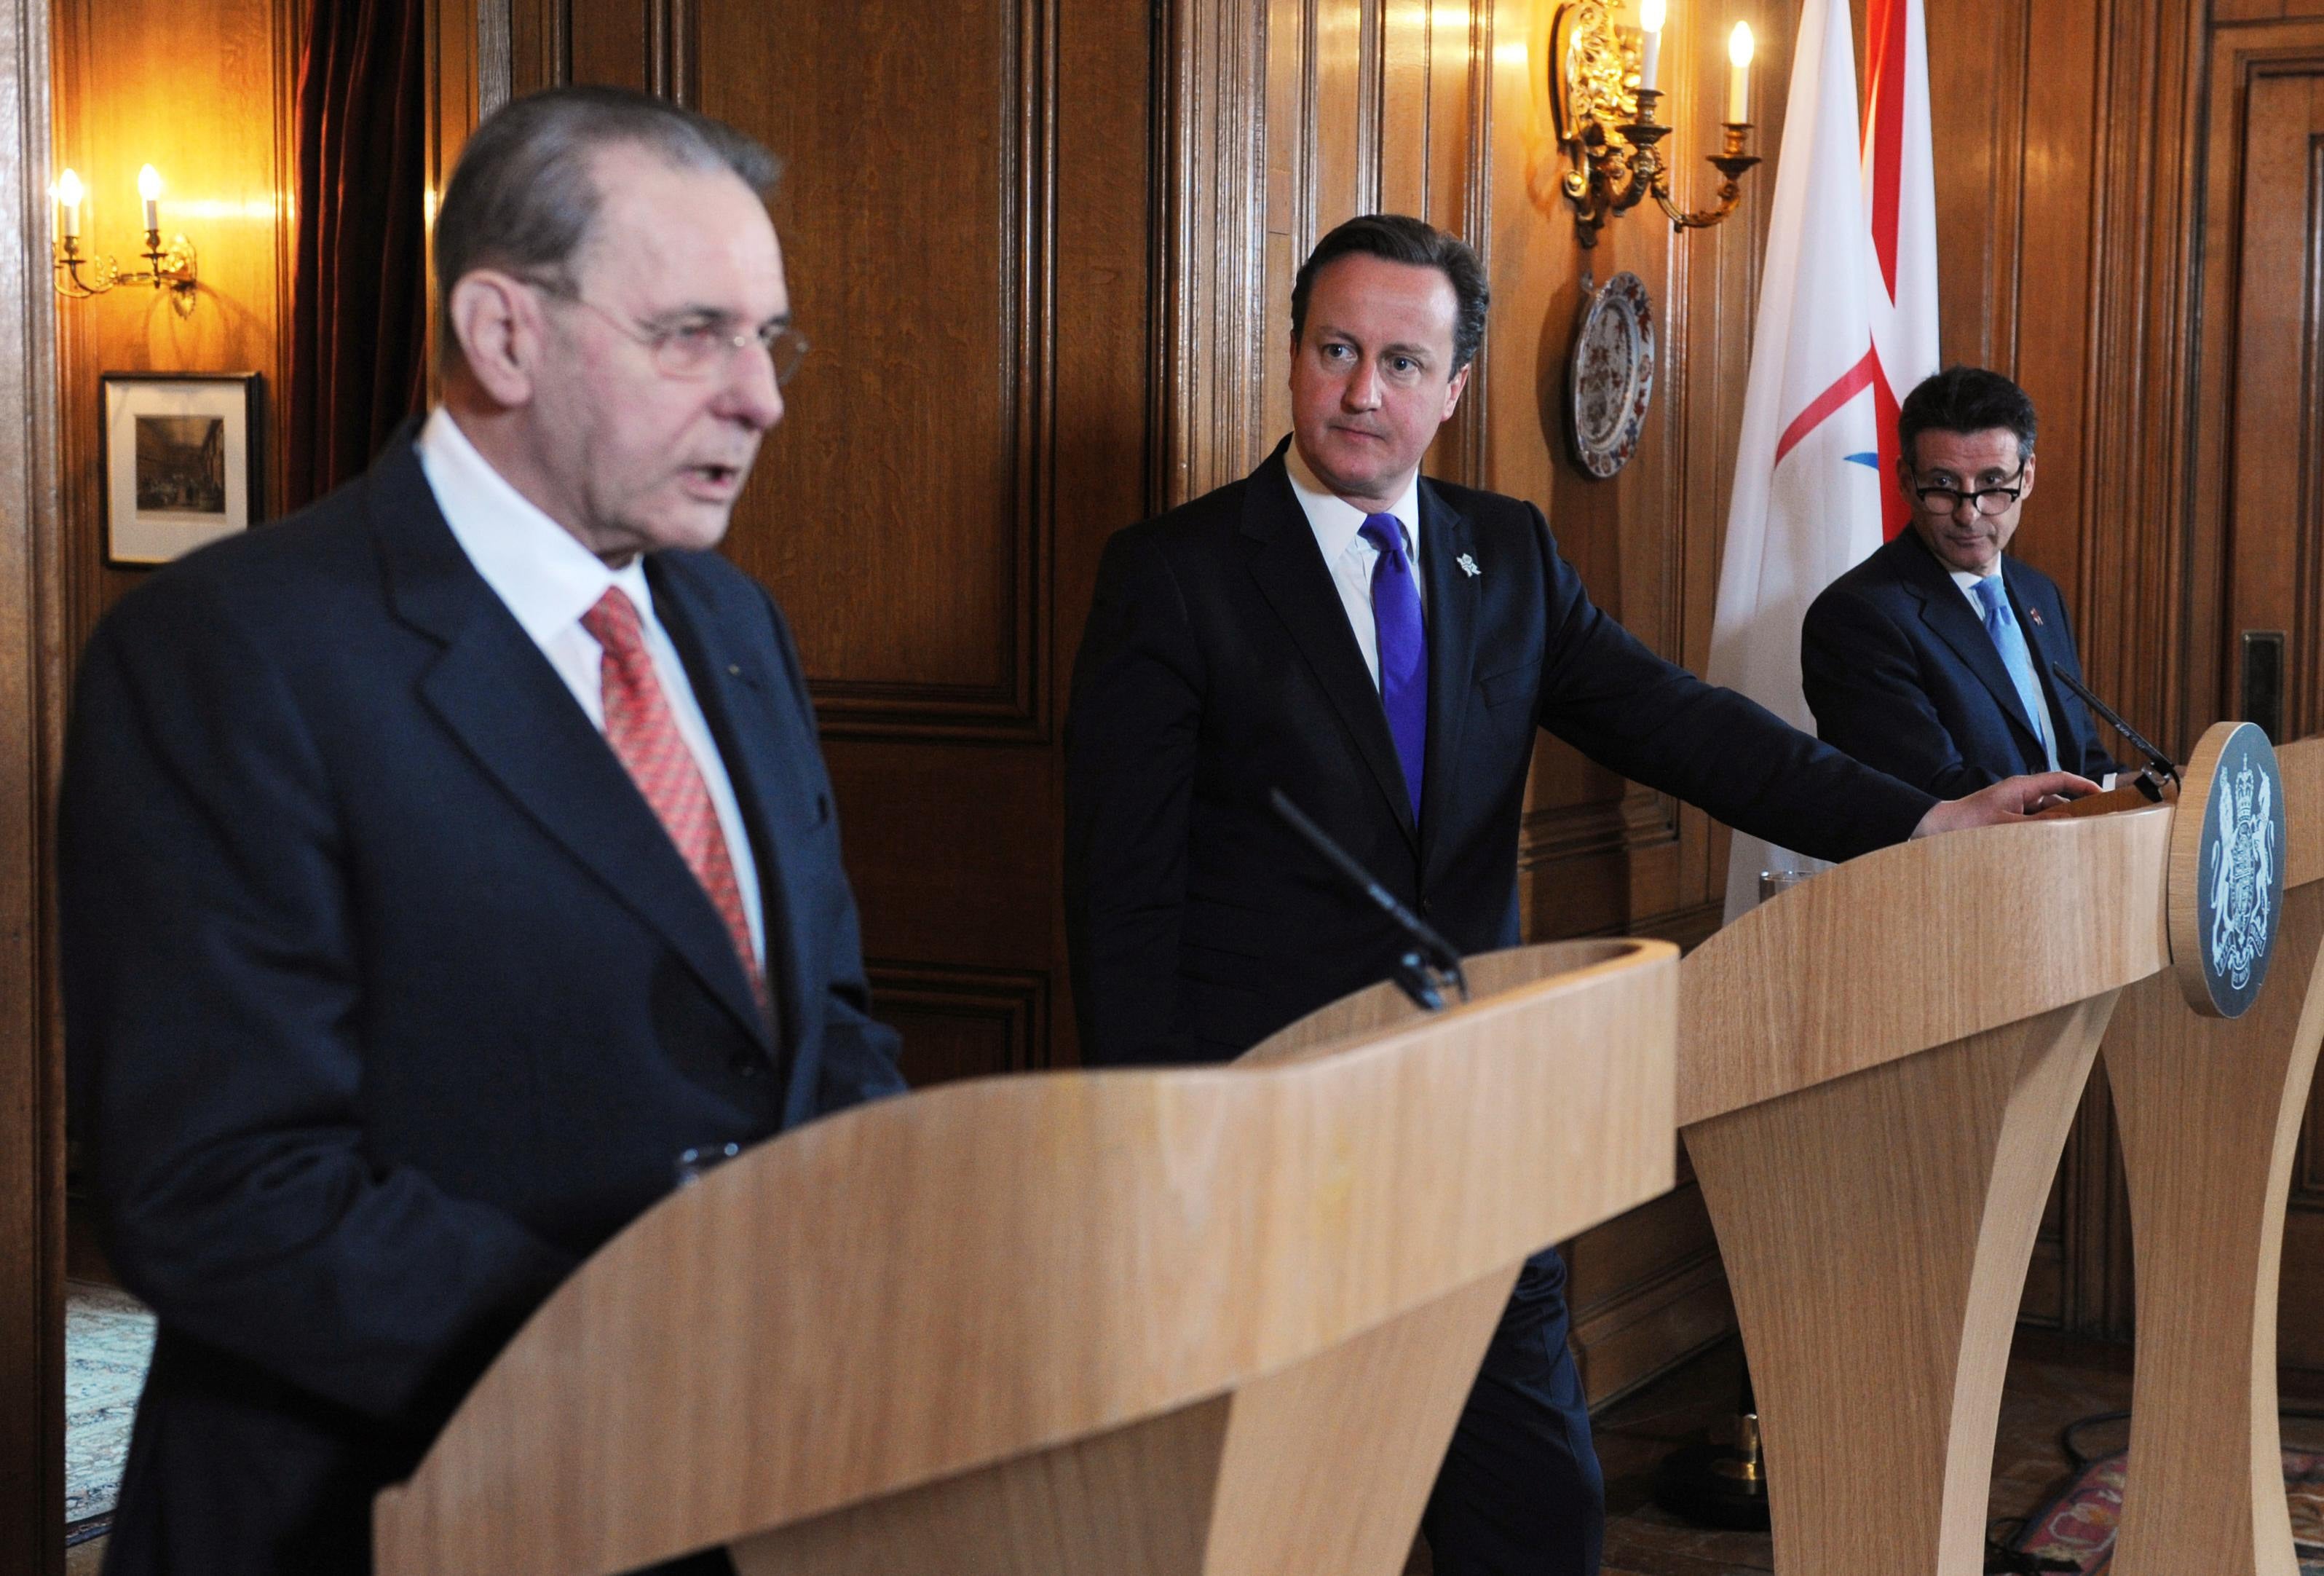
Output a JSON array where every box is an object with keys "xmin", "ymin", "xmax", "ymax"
[
  {"xmin": 1897, "ymin": 535, "xmax": 2043, "ymax": 750},
  {"xmin": 371, "ymin": 448, "xmax": 774, "ymax": 1052},
  {"xmin": 647, "ymin": 561, "xmax": 808, "ymax": 1062},
  {"xmin": 1241, "ymin": 449, "xmax": 1418, "ymax": 846},
  {"xmin": 1415, "ymin": 481, "xmax": 1479, "ymax": 876}
]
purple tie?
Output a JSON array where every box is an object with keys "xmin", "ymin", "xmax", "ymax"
[{"xmin": 1360, "ymin": 513, "xmax": 1426, "ymax": 820}]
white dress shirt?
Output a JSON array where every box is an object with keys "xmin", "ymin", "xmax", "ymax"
[
  {"xmin": 415, "ymin": 406, "xmax": 764, "ymax": 965},
  {"xmin": 1284, "ymin": 443, "xmax": 1426, "ymax": 690}
]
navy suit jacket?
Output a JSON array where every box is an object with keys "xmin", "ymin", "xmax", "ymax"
[
  {"xmin": 1801, "ymin": 529, "xmax": 2116, "ymax": 797},
  {"xmin": 60, "ymin": 432, "xmax": 904, "ymax": 1575},
  {"xmin": 1064, "ymin": 443, "xmax": 1938, "ymax": 1066}
]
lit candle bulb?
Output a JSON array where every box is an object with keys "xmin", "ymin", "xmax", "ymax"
[
  {"xmin": 1727, "ymin": 22, "xmax": 1754, "ymax": 122},
  {"xmin": 1640, "ymin": 0, "xmax": 1666, "ymax": 93},
  {"xmin": 52, "ymin": 168, "xmax": 82, "ymax": 240},
  {"xmin": 138, "ymin": 164, "xmax": 162, "ymax": 233}
]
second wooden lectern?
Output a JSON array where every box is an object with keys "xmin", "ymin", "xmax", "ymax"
[
  {"xmin": 2105, "ymin": 732, "xmax": 2323, "ymax": 1576},
  {"xmin": 376, "ymin": 937, "xmax": 1677, "ymax": 1576},
  {"xmin": 1680, "ymin": 806, "xmax": 2175, "ymax": 1576}
]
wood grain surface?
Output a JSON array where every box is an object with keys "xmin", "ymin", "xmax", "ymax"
[
  {"xmin": 1678, "ymin": 808, "xmax": 2172, "ymax": 1129},
  {"xmin": 2105, "ymin": 735, "xmax": 2324, "ymax": 1576},
  {"xmin": 0, "ymin": 0, "xmax": 66, "ymax": 1570},
  {"xmin": 1688, "ymin": 996, "xmax": 2114, "ymax": 1576},
  {"xmin": 1677, "ymin": 805, "xmax": 2183, "ymax": 1576},
  {"xmin": 375, "ymin": 938, "xmax": 1677, "ymax": 1576}
]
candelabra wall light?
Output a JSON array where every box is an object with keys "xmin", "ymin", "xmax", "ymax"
[
  {"xmin": 1549, "ymin": 0, "xmax": 1760, "ymax": 248},
  {"xmin": 50, "ymin": 165, "xmax": 199, "ymax": 316}
]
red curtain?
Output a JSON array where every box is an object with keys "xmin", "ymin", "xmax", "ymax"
[{"xmin": 285, "ymin": 0, "xmax": 427, "ymax": 515}]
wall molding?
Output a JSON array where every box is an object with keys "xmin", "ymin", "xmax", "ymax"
[
  {"xmin": 1153, "ymin": 0, "xmax": 1272, "ymax": 507},
  {"xmin": 0, "ymin": 0, "xmax": 66, "ymax": 1564},
  {"xmin": 798, "ymin": 0, "xmax": 1055, "ymax": 743},
  {"xmin": 866, "ymin": 961, "xmax": 1053, "ymax": 1079}
]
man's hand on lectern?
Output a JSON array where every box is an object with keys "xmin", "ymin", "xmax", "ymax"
[{"xmin": 1910, "ymin": 771, "xmax": 2102, "ymax": 838}]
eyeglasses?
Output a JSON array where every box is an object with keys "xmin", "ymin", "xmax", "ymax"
[
  {"xmin": 525, "ymin": 278, "xmax": 808, "ymax": 385},
  {"xmin": 1910, "ymin": 467, "xmax": 2027, "ymax": 517}
]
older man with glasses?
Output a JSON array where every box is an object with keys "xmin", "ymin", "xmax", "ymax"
[
  {"xmin": 60, "ymin": 85, "xmax": 902, "ymax": 1576},
  {"xmin": 1801, "ymin": 364, "xmax": 2120, "ymax": 796}
]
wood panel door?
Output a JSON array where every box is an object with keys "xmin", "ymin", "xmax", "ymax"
[
  {"xmin": 2192, "ymin": 25, "xmax": 2324, "ymax": 1374},
  {"xmin": 533, "ymin": 0, "xmax": 1155, "ymax": 1081}
]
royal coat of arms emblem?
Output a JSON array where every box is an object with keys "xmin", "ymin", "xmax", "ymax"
[
  {"xmin": 2171, "ymin": 720, "xmax": 2286, "ymax": 1017},
  {"xmin": 2208, "ymin": 757, "xmax": 2276, "ymax": 993}
]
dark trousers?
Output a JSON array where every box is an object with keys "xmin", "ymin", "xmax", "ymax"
[{"xmin": 1420, "ymin": 1246, "xmax": 1605, "ymax": 1576}]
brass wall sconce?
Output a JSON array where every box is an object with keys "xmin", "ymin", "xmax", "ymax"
[
  {"xmin": 1549, "ymin": 0, "xmax": 1760, "ymax": 248},
  {"xmin": 50, "ymin": 165, "xmax": 199, "ymax": 317}
]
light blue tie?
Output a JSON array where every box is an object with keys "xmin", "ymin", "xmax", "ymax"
[{"xmin": 1972, "ymin": 576, "xmax": 2059, "ymax": 771}]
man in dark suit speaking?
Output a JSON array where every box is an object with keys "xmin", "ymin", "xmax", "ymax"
[
  {"xmin": 1064, "ymin": 216, "xmax": 2089, "ymax": 1576},
  {"xmin": 60, "ymin": 88, "xmax": 904, "ymax": 1575},
  {"xmin": 1801, "ymin": 366, "xmax": 2116, "ymax": 795}
]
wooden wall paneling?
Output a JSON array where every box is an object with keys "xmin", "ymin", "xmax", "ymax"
[
  {"xmin": 701, "ymin": 0, "xmax": 1045, "ymax": 739},
  {"xmin": 1418, "ymin": 0, "xmax": 1487, "ymax": 486},
  {"xmin": 2189, "ymin": 15, "xmax": 2324, "ymax": 1372},
  {"xmin": 2188, "ymin": 16, "xmax": 2324, "ymax": 1370},
  {"xmin": 1378, "ymin": 0, "xmax": 1424, "ymax": 217},
  {"xmin": 2, "ymin": 0, "xmax": 64, "ymax": 1564},
  {"xmin": 646, "ymin": 0, "xmax": 695, "ymax": 105},
  {"xmin": 1311, "ymin": 0, "xmax": 1375, "ymax": 230},
  {"xmin": 1258, "ymin": 0, "xmax": 1302, "ymax": 453},
  {"xmin": 566, "ymin": 0, "xmax": 644, "ymax": 92},
  {"xmin": 2224, "ymin": 66, "xmax": 2320, "ymax": 755},
  {"xmin": 1045, "ymin": 0, "xmax": 1163, "ymax": 1068},
  {"xmin": 1921, "ymin": 0, "xmax": 2023, "ymax": 375},
  {"xmin": 1161, "ymin": 0, "xmax": 1273, "ymax": 504},
  {"xmin": 869, "ymin": 964, "xmax": 1051, "ymax": 1088},
  {"xmin": 506, "ymin": 0, "xmax": 567, "ymax": 98},
  {"xmin": 676, "ymin": 0, "xmax": 1148, "ymax": 1074}
]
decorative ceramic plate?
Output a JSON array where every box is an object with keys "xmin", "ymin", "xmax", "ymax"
[{"xmin": 1568, "ymin": 270, "xmax": 1656, "ymax": 478}]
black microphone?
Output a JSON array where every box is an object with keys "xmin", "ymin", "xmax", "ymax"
[
  {"xmin": 2047, "ymin": 661, "xmax": 2179, "ymax": 787},
  {"xmin": 1268, "ymin": 787, "xmax": 1469, "ymax": 1012}
]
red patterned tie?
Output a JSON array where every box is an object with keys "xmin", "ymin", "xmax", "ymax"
[{"xmin": 580, "ymin": 587, "xmax": 765, "ymax": 1011}]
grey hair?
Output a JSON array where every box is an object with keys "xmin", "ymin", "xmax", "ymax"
[{"xmin": 433, "ymin": 84, "xmax": 781, "ymax": 356}]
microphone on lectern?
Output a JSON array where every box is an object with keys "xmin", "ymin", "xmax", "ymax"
[
  {"xmin": 1268, "ymin": 787, "xmax": 1469, "ymax": 1012},
  {"xmin": 2047, "ymin": 661, "xmax": 2178, "ymax": 795}
]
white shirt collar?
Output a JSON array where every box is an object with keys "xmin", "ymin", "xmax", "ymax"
[
  {"xmin": 1284, "ymin": 440, "xmax": 1423, "ymax": 563},
  {"xmin": 414, "ymin": 405, "xmax": 654, "ymax": 642}
]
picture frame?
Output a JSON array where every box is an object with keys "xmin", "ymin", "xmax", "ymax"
[{"xmin": 100, "ymin": 372, "xmax": 264, "ymax": 567}]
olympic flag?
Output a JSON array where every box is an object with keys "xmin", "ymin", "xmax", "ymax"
[{"xmin": 1705, "ymin": 0, "xmax": 1940, "ymax": 920}]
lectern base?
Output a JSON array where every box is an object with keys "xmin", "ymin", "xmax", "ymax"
[{"xmin": 1652, "ymin": 1437, "xmax": 1771, "ymax": 1530}]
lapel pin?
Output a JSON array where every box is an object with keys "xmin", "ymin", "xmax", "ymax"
[
  {"xmin": 2025, "ymin": 607, "xmax": 2044, "ymax": 627},
  {"xmin": 1457, "ymin": 553, "xmax": 1480, "ymax": 578}
]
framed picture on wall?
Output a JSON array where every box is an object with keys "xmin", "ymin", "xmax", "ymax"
[{"xmin": 100, "ymin": 372, "xmax": 263, "ymax": 567}]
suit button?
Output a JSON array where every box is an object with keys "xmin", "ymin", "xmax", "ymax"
[
  {"xmin": 1420, "ymin": 899, "xmax": 1434, "ymax": 917},
  {"xmin": 731, "ymin": 1053, "xmax": 762, "ymax": 1079}
]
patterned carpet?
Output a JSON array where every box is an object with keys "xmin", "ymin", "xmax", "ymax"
[
  {"xmin": 2015, "ymin": 1447, "xmax": 2324, "ymax": 1574},
  {"xmin": 65, "ymin": 1280, "xmax": 155, "ymax": 1532}
]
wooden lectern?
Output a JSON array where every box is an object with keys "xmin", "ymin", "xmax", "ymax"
[
  {"xmin": 375, "ymin": 938, "xmax": 1677, "ymax": 1576},
  {"xmin": 2104, "ymin": 733, "xmax": 2324, "ymax": 1576},
  {"xmin": 1679, "ymin": 807, "xmax": 2175, "ymax": 1576}
]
